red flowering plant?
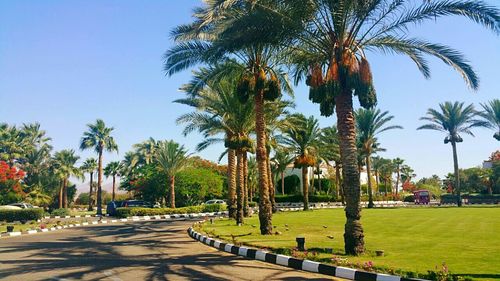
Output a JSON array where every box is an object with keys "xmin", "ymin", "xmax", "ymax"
[{"xmin": 0, "ymin": 161, "xmax": 26, "ymax": 204}]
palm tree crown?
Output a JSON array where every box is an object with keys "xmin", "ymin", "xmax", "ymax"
[
  {"xmin": 479, "ymin": 99, "xmax": 500, "ymax": 140},
  {"xmin": 80, "ymin": 119, "xmax": 118, "ymax": 153}
]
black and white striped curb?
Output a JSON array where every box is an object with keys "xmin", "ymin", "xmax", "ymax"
[
  {"xmin": 188, "ymin": 227, "xmax": 427, "ymax": 281},
  {"xmin": 1, "ymin": 211, "xmax": 227, "ymax": 239},
  {"xmin": 43, "ymin": 214, "xmax": 111, "ymax": 219}
]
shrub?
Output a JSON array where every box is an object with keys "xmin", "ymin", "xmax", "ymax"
[
  {"xmin": 115, "ymin": 204, "xmax": 226, "ymax": 218},
  {"xmin": 282, "ymin": 175, "xmax": 300, "ymax": 194},
  {"xmin": 403, "ymin": 195, "xmax": 415, "ymax": 202},
  {"xmin": 311, "ymin": 178, "xmax": 332, "ymax": 193},
  {"xmin": 0, "ymin": 208, "xmax": 44, "ymax": 222},
  {"xmin": 274, "ymin": 194, "xmax": 338, "ymax": 203},
  {"xmin": 51, "ymin": 208, "xmax": 70, "ymax": 217}
]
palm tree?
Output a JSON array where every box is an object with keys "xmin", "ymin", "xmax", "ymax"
[
  {"xmin": 272, "ymin": 149, "xmax": 294, "ymax": 195},
  {"xmin": 155, "ymin": 140, "xmax": 191, "ymax": 208},
  {"xmin": 392, "ymin": 158, "xmax": 405, "ymax": 196},
  {"xmin": 371, "ymin": 156, "xmax": 384, "ymax": 193},
  {"xmin": 320, "ymin": 126, "xmax": 342, "ymax": 199},
  {"xmin": 53, "ymin": 149, "xmax": 81, "ymax": 209},
  {"xmin": 418, "ymin": 101, "xmax": 486, "ymax": 206},
  {"xmin": 104, "ymin": 161, "xmax": 122, "ymax": 201},
  {"xmin": 225, "ymin": 0, "xmax": 499, "ymax": 255},
  {"xmin": 80, "ymin": 158, "xmax": 97, "ymax": 211},
  {"xmin": 479, "ymin": 99, "xmax": 500, "ymax": 141},
  {"xmin": 164, "ymin": 2, "xmax": 294, "ymax": 234},
  {"xmin": 280, "ymin": 114, "xmax": 321, "ymax": 210},
  {"xmin": 355, "ymin": 108, "xmax": 402, "ymax": 207},
  {"xmin": 80, "ymin": 119, "xmax": 118, "ymax": 215},
  {"xmin": 133, "ymin": 137, "xmax": 159, "ymax": 165},
  {"xmin": 176, "ymin": 68, "xmax": 255, "ymax": 223}
]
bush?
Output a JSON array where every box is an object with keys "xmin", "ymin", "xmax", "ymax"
[
  {"xmin": 441, "ymin": 193, "xmax": 500, "ymax": 204},
  {"xmin": 311, "ymin": 178, "xmax": 333, "ymax": 193},
  {"xmin": 274, "ymin": 194, "xmax": 338, "ymax": 203},
  {"xmin": 51, "ymin": 208, "xmax": 70, "ymax": 217},
  {"xmin": 403, "ymin": 195, "xmax": 415, "ymax": 202},
  {"xmin": 282, "ymin": 175, "xmax": 300, "ymax": 194},
  {"xmin": 0, "ymin": 208, "xmax": 44, "ymax": 222},
  {"xmin": 115, "ymin": 204, "xmax": 226, "ymax": 218}
]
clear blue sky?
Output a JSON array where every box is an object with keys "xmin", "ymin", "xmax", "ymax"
[{"xmin": 1, "ymin": 0, "xmax": 499, "ymax": 181}]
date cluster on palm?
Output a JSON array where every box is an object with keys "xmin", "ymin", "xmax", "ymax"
[
  {"xmin": 237, "ymin": 69, "xmax": 281, "ymax": 103},
  {"xmin": 293, "ymin": 154, "xmax": 316, "ymax": 168},
  {"xmin": 306, "ymin": 50, "xmax": 377, "ymax": 117},
  {"xmin": 224, "ymin": 135, "xmax": 254, "ymax": 151}
]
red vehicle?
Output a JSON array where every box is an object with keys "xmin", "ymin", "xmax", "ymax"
[{"xmin": 414, "ymin": 190, "xmax": 430, "ymax": 204}]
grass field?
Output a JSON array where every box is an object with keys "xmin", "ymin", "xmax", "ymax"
[{"xmin": 200, "ymin": 207, "xmax": 500, "ymax": 280}]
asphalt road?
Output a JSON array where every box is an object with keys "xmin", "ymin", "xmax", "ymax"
[{"xmin": 0, "ymin": 219, "xmax": 334, "ymax": 281}]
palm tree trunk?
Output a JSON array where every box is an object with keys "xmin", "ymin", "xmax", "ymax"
[
  {"xmin": 112, "ymin": 175, "xmax": 116, "ymax": 201},
  {"xmin": 236, "ymin": 149, "xmax": 244, "ymax": 225},
  {"xmin": 254, "ymin": 90, "xmax": 272, "ymax": 234},
  {"xmin": 169, "ymin": 175, "xmax": 176, "ymax": 208},
  {"xmin": 58, "ymin": 180, "xmax": 63, "ymax": 209},
  {"xmin": 311, "ymin": 167, "xmax": 315, "ymax": 194},
  {"xmin": 317, "ymin": 164, "xmax": 321, "ymax": 192},
  {"xmin": 375, "ymin": 170, "xmax": 379, "ymax": 194},
  {"xmin": 395, "ymin": 166, "xmax": 400, "ymax": 196},
  {"xmin": 227, "ymin": 148, "xmax": 237, "ymax": 219},
  {"xmin": 335, "ymin": 89, "xmax": 365, "ymax": 255},
  {"xmin": 335, "ymin": 163, "xmax": 341, "ymax": 199},
  {"xmin": 302, "ymin": 167, "xmax": 309, "ymax": 211},
  {"xmin": 88, "ymin": 172, "xmax": 93, "ymax": 211},
  {"xmin": 243, "ymin": 151, "xmax": 249, "ymax": 217},
  {"xmin": 266, "ymin": 152, "xmax": 276, "ymax": 213},
  {"xmin": 366, "ymin": 155, "xmax": 374, "ymax": 208},
  {"xmin": 97, "ymin": 149, "xmax": 103, "ymax": 215},
  {"xmin": 451, "ymin": 141, "xmax": 462, "ymax": 207},
  {"xmin": 63, "ymin": 178, "xmax": 68, "ymax": 208},
  {"xmin": 281, "ymin": 171, "xmax": 285, "ymax": 195}
]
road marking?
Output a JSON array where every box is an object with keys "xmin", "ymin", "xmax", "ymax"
[{"xmin": 103, "ymin": 270, "xmax": 122, "ymax": 281}]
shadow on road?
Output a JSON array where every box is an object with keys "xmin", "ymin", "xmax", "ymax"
[{"xmin": 0, "ymin": 220, "xmax": 329, "ymax": 281}]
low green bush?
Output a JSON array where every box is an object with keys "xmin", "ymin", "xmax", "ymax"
[
  {"xmin": 441, "ymin": 193, "xmax": 500, "ymax": 204},
  {"xmin": 51, "ymin": 208, "xmax": 71, "ymax": 217},
  {"xmin": 282, "ymin": 175, "xmax": 300, "ymax": 194},
  {"xmin": 274, "ymin": 194, "xmax": 338, "ymax": 203},
  {"xmin": 115, "ymin": 204, "xmax": 226, "ymax": 218},
  {"xmin": 0, "ymin": 208, "xmax": 44, "ymax": 222},
  {"xmin": 403, "ymin": 195, "xmax": 415, "ymax": 202}
]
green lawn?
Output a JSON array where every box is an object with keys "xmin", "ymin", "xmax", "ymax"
[{"xmin": 200, "ymin": 207, "xmax": 500, "ymax": 279}]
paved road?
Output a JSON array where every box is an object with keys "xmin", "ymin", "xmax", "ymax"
[{"xmin": 0, "ymin": 219, "xmax": 334, "ymax": 280}]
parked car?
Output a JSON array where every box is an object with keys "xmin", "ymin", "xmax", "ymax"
[
  {"xmin": 106, "ymin": 201, "xmax": 123, "ymax": 216},
  {"xmin": 9, "ymin": 203, "xmax": 37, "ymax": 209},
  {"xmin": 0, "ymin": 205, "xmax": 22, "ymax": 210},
  {"xmin": 204, "ymin": 199, "xmax": 226, "ymax": 205}
]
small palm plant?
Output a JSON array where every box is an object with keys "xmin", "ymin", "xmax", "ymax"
[
  {"xmin": 418, "ymin": 102, "xmax": 486, "ymax": 206},
  {"xmin": 155, "ymin": 140, "xmax": 191, "ymax": 208},
  {"xmin": 80, "ymin": 119, "xmax": 118, "ymax": 215},
  {"xmin": 479, "ymin": 99, "xmax": 500, "ymax": 141}
]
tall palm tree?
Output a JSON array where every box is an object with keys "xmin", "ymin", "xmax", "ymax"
[
  {"xmin": 225, "ymin": 0, "xmax": 499, "ymax": 255},
  {"xmin": 392, "ymin": 158, "xmax": 405, "ymax": 196},
  {"xmin": 176, "ymin": 68, "xmax": 255, "ymax": 223},
  {"xmin": 53, "ymin": 149, "xmax": 81, "ymax": 209},
  {"xmin": 355, "ymin": 108, "xmax": 402, "ymax": 208},
  {"xmin": 104, "ymin": 161, "xmax": 122, "ymax": 201},
  {"xmin": 418, "ymin": 101, "xmax": 486, "ymax": 206},
  {"xmin": 479, "ymin": 99, "xmax": 500, "ymax": 141},
  {"xmin": 272, "ymin": 149, "xmax": 294, "ymax": 195},
  {"xmin": 81, "ymin": 158, "xmax": 97, "ymax": 211},
  {"xmin": 133, "ymin": 137, "xmax": 159, "ymax": 165},
  {"xmin": 164, "ymin": 2, "xmax": 294, "ymax": 234},
  {"xmin": 155, "ymin": 140, "xmax": 191, "ymax": 208},
  {"xmin": 80, "ymin": 119, "xmax": 118, "ymax": 215},
  {"xmin": 280, "ymin": 114, "xmax": 321, "ymax": 210},
  {"xmin": 371, "ymin": 156, "xmax": 384, "ymax": 193}
]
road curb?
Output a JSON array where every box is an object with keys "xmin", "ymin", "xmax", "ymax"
[
  {"xmin": 1, "ymin": 211, "xmax": 227, "ymax": 239},
  {"xmin": 187, "ymin": 224, "xmax": 428, "ymax": 281}
]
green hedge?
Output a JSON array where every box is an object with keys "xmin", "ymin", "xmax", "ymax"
[
  {"xmin": 441, "ymin": 194, "xmax": 500, "ymax": 204},
  {"xmin": 51, "ymin": 208, "xmax": 71, "ymax": 216},
  {"xmin": 115, "ymin": 204, "xmax": 227, "ymax": 218},
  {"xmin": 0, "ymin": 208, "xmax": 44, "ymax": 222},
  {"xmin": 274, "ymin": 194, "xmax": 338, "ymax": 203}
]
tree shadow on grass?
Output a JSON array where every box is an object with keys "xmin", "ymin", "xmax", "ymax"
[{"xmin": 0, "ymin": 220, "xmax": 330, "ymax": 281}]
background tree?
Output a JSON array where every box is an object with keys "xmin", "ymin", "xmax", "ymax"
[
  {"xmin": 155, "ymin": 140, "xmax": 191, "ymax": 208},
  {"xmin": 272, "ymin": 149, "xmax": 294, "ymax": 195},
  {"xmin": 104, "ymin": 161, "xmax": 122, "ymax": 201},
  {"xmin": 479, "ymin": 99, "xmax": 500, "ymax": 141},
  {"xmin": 53, "ymin": 149, "xmax": 81, "ymax": 208},
  {"xmin": 80, "ymin": 119, "xmax": 118, "ymax": 215},
  {"xmin": 355, "ymin": 108, "xmax": 402, "ymax": 207},
  {"xmin": 418, "ymin": 101, "xmax": 486, "ymax": 206},
  {"xmin": 280, "ymin": 114, "xmax": 321, "ymax": 210},
  {"xmin": 392, "ymin": 158, "xmax": 405, "ymax": 196},
  {"xmin": 81, "ymin": 158, "xmax": 97, "ymax": 211}
]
